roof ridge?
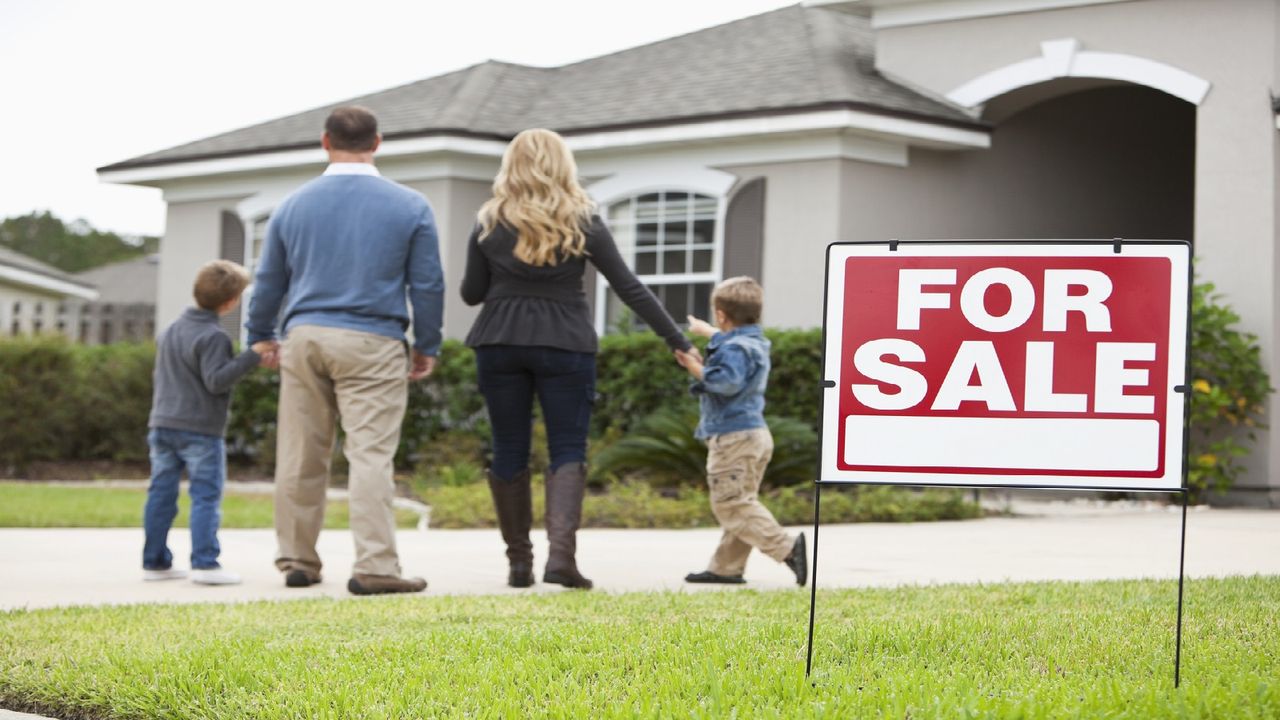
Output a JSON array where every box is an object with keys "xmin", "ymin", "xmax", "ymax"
[
  {"xmin": 799, "ymin": 5, "xmax": 839, "ymax": 99},
  {"xmin": 0, "ymin": 245, "xmax": 88, "ymax": 285},
  {"xmin": 555, "ymin": 3, "xmax": 801, "ymax": 71},
  {"xmin": 434, "ymin": 62, "xmax": 509, "ymax": 128}
]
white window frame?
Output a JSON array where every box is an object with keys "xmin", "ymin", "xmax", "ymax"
[
  {"xmin": 235, "ymin": 187, "xmax": 294, "ymax": 344},
  {"xmin": 585, "ymin": 166, "xmax": 736, "ymax": 334}
]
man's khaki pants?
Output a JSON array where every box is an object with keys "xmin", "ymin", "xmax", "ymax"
[
  {"xmin": 705, "ymin": 427, "xmax": 795, "ymax": 576},
  {"xmin": 274, "ymin": 325, "xmax": 408, "ymax": 578}
]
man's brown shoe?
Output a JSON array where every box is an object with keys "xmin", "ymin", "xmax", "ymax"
[{"xmin": 347, "ymin": 574, "xmax": 428, "ymax": 595}]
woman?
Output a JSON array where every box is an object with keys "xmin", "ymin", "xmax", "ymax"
[{"xmin": 461, "ymin": 128, "xmax": 694, "ymax": 590}]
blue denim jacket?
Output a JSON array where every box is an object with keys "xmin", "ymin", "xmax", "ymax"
[{"xmin": 690, "ymin": 324, "xmax": 770, "ymax": 440}]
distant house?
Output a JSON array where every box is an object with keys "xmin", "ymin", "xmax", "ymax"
[
  {"xmin": 98, "ymin": 0, "xmax": 1280, "ymax": 505},
  {"xmin": 0, "ymin": 245, "xmax": 98, "ymax": 340},
  {"xmin": 72, "ymin": 254, "xmax": 159, "ymax": 344}
]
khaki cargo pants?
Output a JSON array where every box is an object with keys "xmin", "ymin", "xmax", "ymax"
[
  {"xmin": 704, "ymin": 427, "xmax": 794, "ymax": 576},
  {"xmin": 274, "ymin": 325, "xmax": 408, "ymax": 578}
]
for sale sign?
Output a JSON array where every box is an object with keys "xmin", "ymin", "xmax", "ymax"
[{"xmin": 820, "ymin": 242, "xmax": 1190, "ymax": 490}]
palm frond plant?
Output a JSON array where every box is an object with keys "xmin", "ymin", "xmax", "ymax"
[{"xmin": 593, "ymin": 407, "xmax": 818, "ymax": 488}]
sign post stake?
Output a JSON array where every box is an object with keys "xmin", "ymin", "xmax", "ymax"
[
  {"xmin": 1175, "ymin": 488, "xmax": 1188, "ymax": 688},
  {"xmin": 805, "ymin": 483, "xmax": 822, "ymax": 680}
]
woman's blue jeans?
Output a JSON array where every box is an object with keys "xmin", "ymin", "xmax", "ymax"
[
  {"xmin": 143, "ymin": 427, "xmax": 226, "ymax": 570},
  {"xmin": 475, "ymin": 345, "xmax": 596, "ymax": 482}
]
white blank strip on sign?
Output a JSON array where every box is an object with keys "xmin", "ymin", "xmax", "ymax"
[{"xmin": 843, "ymin": 416, "xmax": 1160, "ymax": 472}]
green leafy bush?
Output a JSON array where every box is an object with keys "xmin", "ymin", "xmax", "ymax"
[
  {"xmin": 418, "ymin": 475, "xmax": 978, "ymax": 528},
  {"xmin": 2, "ymin": 291, "xmax": 1270, "ymax": 505},
  {"xmin": 1188, "ymin": 282, "xmax": 1273, "ymax": 498},
  {"xmin": 0, "ymin": 335, "xmax": 76, "ymax": 470}
]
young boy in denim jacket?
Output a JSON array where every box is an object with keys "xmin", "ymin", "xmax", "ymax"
[
  {"xmin": 675, "ymin": 276, "xmax": 807, "ymax": 586},
  {"xmin": 143, "ymin": 260, "xmax": 271, "ymax": 586}
]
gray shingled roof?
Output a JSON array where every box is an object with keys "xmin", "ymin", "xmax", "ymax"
[
  {"xmin": 0, "ymin": 245, "xmax": 92, "ymax": 287},
  {"xmin": 72, "ymin": 254, "xmax": 158, "ymax": 304},
  {"xmin": 101, "ymin": 5, "xmax": 979, "ymax": 172}
]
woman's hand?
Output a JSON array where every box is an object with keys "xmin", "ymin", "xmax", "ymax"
[{"xmin": 674, "ymin": 349, "xmax": 705, "ymax": 381}]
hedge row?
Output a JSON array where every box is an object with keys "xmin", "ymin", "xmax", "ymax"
[{"xmin": 0, "ymin": 329, "xmax": 824, "ymax": 472}]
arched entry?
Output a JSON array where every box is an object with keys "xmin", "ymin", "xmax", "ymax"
[
  {"xmin": 947, "ymin": 80, "xmax": 1197, "ymax": 245},
  {"xmin": 947, "ymin": 39, "xmax": 1210, "ymax": 109}
]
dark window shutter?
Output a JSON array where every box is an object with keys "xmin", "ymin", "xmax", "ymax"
[
  {"xmin": 722, "ymin": 177, "xmax": 766, "ymax": 284},
  {"xmin": 218, "ymin": 211, "xmax": 246, "ymax": 340}
]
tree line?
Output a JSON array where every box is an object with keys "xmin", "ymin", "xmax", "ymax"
[{"xmin": 0, "ymin": 211, "xmax": 159, "ymax": 273}]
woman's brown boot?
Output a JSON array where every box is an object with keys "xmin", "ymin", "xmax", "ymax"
[
  {"xmin": 487, "ymin": 469, "xmax": 534, "ymax": 587},
  {"xmin": 543, "ymin": 462, "xmax": 593, "ymax": 589}
]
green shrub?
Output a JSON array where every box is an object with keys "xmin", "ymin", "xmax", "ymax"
[
  {"xmin": 418, "ymin": 471, "xmax": 977, "ymax": 528},
  {"xmin": 765, "ymin": 484, "xmax": 982, "ymax": 525},
  {"xmin": 1188, "ymin": 282, "xmax": 1273, "ymax": 498},
  {"xmin": 419, "ymin": 477, "xmax": 709, "ymax": 529},
  {"xmin": 3, "ymin": 293, "xmax": 1268, "ymax": 504},
  {"xmin": 69, "ymin": 342, "xmax": 154, "ymax": 462},
  {"xmin": 0, "ymin": 335, "xmax": 76, "ymax": 470}
]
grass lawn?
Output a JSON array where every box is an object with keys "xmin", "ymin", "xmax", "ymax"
[
  {"xmin": 1, "ymin": 576, "xmax": 1276, "ymax": 719},
  {"xmin": 0, "ymin": 482, "xmax": 420, "ymax": 530}
]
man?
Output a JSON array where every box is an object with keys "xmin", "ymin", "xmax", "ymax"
[{"xmin": 246, "ymin": 105, "xmax": 443, "ymax": 595}]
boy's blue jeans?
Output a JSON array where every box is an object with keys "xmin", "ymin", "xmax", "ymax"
[{"xmin": 143, "ymin": 427, "xmax": 226, "ymax": 570}]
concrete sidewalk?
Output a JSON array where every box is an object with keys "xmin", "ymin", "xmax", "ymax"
[{"xmin": 1, "ymin": 504, "xmax": 1277, "ymax": 611}]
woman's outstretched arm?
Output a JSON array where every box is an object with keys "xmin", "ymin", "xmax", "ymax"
[
  {"xmin": 587, "ymin": 218, "xmax": 693, "ymax": 352},
  {"xmin": 460, "ymin": 224, "xmax": 490, "ymax": 306}
]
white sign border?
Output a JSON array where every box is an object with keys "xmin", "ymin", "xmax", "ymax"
[{"xmin": 819, "ymin": 240, "xmax": 1190, "ymax": 491}]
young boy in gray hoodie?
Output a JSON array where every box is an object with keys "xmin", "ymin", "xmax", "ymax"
[{"xmin": 142, "ymin": 260, "xmax": 270, "ymax": 586}]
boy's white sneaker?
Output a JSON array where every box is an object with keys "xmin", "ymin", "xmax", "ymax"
[
  {"xmin": 191, "ymin": 568, "xmax": 242, "ymax": 586},
  {"xmin": 143, "ymin": 568, "xmax": 188, "ymax": 581}
]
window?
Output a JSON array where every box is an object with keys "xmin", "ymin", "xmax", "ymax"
[{"xmin": 599, "ymin": 191, "xmax": 719, "ymax": 331}]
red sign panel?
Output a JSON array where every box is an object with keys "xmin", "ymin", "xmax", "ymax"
[{"xmin": 820, "ymin": 243, "xmax": 1189, "ymax": 490}]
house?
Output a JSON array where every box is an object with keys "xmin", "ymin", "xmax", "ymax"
[
  {"xmin": 97, "ymin": 0, "xmax": 1280, "ymax": 506},
  {"xmin": 0, "ymin": 245, "xmax": 98, "ymax": 340},
  {"xmin": 72, "ymin": 254, "xmax": 159, "ymax": 344}
]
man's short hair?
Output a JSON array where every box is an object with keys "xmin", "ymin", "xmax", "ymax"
[
  {"xmin": 324, "ymin": 105, "xmax": 379, "ymax": 151},
  {"xmin": 193, "ymin": 260, "xmax": 250, "ymax": 311},
  {"xmin": 712, "ymin": 276, "xmax": 764, "ymax": 325}
]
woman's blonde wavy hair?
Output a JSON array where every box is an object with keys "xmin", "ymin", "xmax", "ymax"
[{"xmin": 478, "ymin": 128, "xmax": 596, "ymax": 266}]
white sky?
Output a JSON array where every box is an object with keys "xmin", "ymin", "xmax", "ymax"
[{"xmin": 1, "ymin": 0, "xmax": 796, "ymax": 238}]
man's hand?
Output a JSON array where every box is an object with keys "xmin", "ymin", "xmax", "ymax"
[
  {"xmin": 409, "ymin": 350, "xmax": 436, "ymax": 381},
  {"xmin": 674, "ymin": 348, "xmax": 704, "ymax": 381},
  {"xmin": 252, "ymin": 340, "xmax": 280, "ymax": 370},
  {"xmin": 686, "ymin": 315, "xmax": 716, "ymax": 339}
]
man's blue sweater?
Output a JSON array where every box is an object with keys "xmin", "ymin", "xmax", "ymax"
[{"xmin": 245, "ymin": 168, "xmax": 445, "ymax": 354}]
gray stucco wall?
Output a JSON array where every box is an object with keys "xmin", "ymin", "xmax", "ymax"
[
  {"xmin": 158, "ymin": 197, "xmax": 245, "ymax": 331},
  {"xmin": 403, "ymin": 178, "xmax": 491, "ymax": 342},
  {"xmin": 715, "ymin": 159, "xmax": 842, "ymax": 329}
]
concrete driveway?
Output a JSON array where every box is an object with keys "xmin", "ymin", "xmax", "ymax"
[{"xmin": 1, "ymin": 502, "xmax": 1276, "ymax": 611}]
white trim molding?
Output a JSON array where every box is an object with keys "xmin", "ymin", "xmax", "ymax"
[
  {"xmin": 805, "ymin": 0, "xmax": 1136, "ymax": 29},
  {"xmin": 0, "ymin": 266, "xmax": 99, "ymax": 301},
  {"xmin": 947, "ymin": 38, "xmax": 1211, "ymax": 108},
  {"xmin": 584, "ymin": 165, "xmax": 737, "ymax": 207},
  {"xmin": 102, "ymin": 109, "xmax": 989, "ymax": 190},
  {"xmin": 100, "ymin": 135, "xmax": 511, "ymax": 187}
]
